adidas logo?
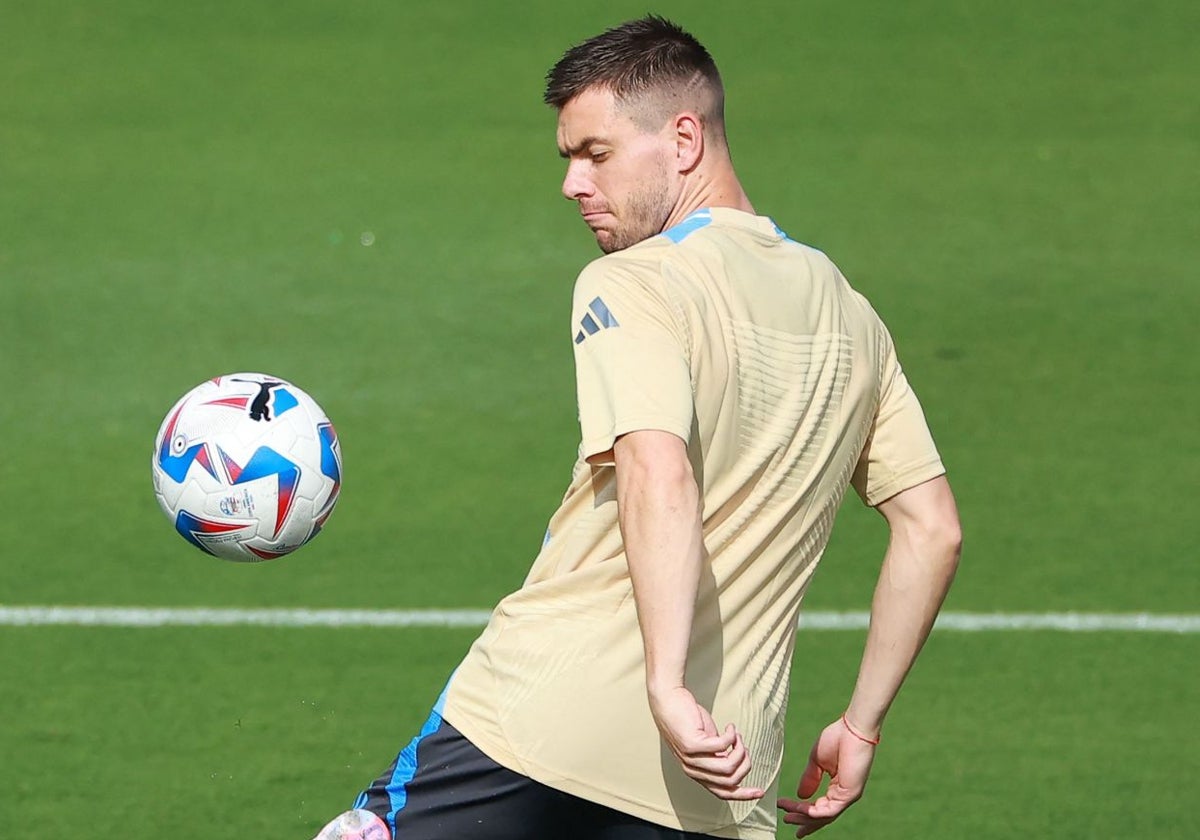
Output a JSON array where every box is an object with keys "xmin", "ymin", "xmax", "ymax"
[{"xmin": 574, "ymin": 296, "xmax": 620, "ymax": 344}]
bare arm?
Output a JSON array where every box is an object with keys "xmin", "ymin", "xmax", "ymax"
[
  {"xmin": 612, "ymin": 429, "xmax": 763, "ymax": 801},
  {"xmin": 779, "ymin": 475, "xmax": 961, "ymax": 836},
  {"xmin": 849, "ymin": 474, "xmax": 962, "ymax": 733}
]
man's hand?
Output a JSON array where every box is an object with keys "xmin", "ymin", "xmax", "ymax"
[
  {"xmin": 777, "ymin": 477, "xmax": 959, "ymax": 835},
  {"xmin": 776, "ymin": 717, "xmax": 877, "ymax": 836},
  {"xmin": 649, "ymin": 685, "xmax": 765, "ymax": 801}
]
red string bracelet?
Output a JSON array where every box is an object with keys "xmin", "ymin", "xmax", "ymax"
[{"xmin": 841, "ymin": 713, "xmax": 881, "ymax": 745}]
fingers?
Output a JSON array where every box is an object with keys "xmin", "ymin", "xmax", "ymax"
[
  {"xmin": 651, "ymin": 691, "xmax": 765, "ymax": 802},
  {"xmin": 707, "ymin": 784, "xmax": 767, "ymax": 802},
  {"xmin": 681, "ymin": 732, "xmax": 749, "ymax": 780},
  {"xmin": 778, "ymin": 778, "xmax": 862, "ymax": 837},
  {"xmin": 676, "ymin": 721, "xmax": 737, "ymax": 757},
  {"xmin": 778, "ymin": 794, "xmax": 851, "ymax": 820},
  {"xmin": 777, "ymin": 794, "xmax": 848, "ymax": 837},
  {"xmin": 674, "ymin": 730, "xmax": 765, "ymax": 801},
  {"xmin": 796, "ymin": 753, "xmax": 825, "ymax": 799},
  {"xmin": 776, "ymin": 718, "xmax": 877, "ymax": 835},
  {"xmin": 779, "ymin": 806, "xmax": 837, "ymax": 837}
]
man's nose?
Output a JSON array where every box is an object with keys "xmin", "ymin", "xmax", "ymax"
[{"xmin": 562, "ymin": 161, "xmax": 594, "ymax": 201}]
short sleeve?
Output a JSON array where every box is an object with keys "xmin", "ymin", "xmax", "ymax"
[
  {"xmin": 851, "ymin": 335, "xmax": 946, "ymax": 506},
  {"xmin": 571, "ymin": 260, "xmax": 693, "ymax": 465}
]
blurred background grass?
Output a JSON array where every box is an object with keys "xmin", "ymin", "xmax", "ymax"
[{"xmin": 1, "ymin": 0, "xmax": 1196, "ymax": 835}]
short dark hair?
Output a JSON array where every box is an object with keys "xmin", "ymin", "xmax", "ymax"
[{"xmin": 544, "ymin": 16, "xmax": 724, "ymax": 130}]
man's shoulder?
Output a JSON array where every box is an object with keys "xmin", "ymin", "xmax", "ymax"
[
  {"xmin": 572, "ymin": 223, "xmax": 731, "ymax": 290},
  {"xmin": 572, "ymin": 241, "xmax": 672, "ymax": 297},
  {"xmin": 572, "ymin": 217, "xmax": 844, "ymax": 300}
]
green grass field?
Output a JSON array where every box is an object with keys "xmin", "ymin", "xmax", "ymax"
[{"xmin": 1, "ymin": 1, "xmax": 1197, "ymax": 836}]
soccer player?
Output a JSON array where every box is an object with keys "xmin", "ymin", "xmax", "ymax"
[{"xmin": 314, "ymin": 15, "xmax": 961, "ymax": 840}]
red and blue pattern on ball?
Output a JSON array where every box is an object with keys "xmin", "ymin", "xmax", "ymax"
[
  {"xmin": 157, "ymin": 402, "xmax": 218, "ymax": 483},
  {"xmin": 174, "ymin": 510, "xmax": 249, "ymax": 555},
  {"xmin": 312, "ymin": 421, "xmax": 342, "ymax": 534},
  {"xmin": 217, "ymin": 445, "xmax": 300, "ymax": 539}
]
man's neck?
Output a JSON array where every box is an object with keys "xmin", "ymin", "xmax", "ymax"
[{"xmin": 663, "ymin": 167, "xmax": 754, "ymax": 231}]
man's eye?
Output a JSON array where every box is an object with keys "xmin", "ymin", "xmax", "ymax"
[{"xmin": 591, "ymin": 151, "xmax": 611, "ymax": 163}]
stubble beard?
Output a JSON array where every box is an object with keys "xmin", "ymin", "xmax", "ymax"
[{"xmin": 596, "ymin": 166, "xmax": 674, "ymax": 254}]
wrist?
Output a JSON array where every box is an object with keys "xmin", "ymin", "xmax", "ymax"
[
  {"xmin": 647, "ymin": 676, "xmax": 686, "ymax": 703},
  {"xmin": 841, "ymin": 712, "xmax": 882, "ymax": 745}
]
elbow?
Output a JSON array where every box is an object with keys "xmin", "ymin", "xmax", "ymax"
[
  {"xmin": 933, "ymin": 508, "xmax": 963, "ymax": 558},
  {"xmin": 880, "ymin": 477, "xmax": 962, "ymax": 578},
  {"xmin": 613, "ymin": 431, "xmax": 699, "ymax": 501},
  {"xmin": 942, "ymin": 519, "xmax": 963, "ymax": 577},
  {"xmin": 922, "ymin": 513, "xmax": 962, "ymax": 580},
  {"xmin": 893, "ymin": 505, "xmax": 961, "ymax": 585}
]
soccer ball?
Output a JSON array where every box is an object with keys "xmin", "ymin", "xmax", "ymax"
[{"xmin": 151, "ymin": 373, "xmax": 343, "ymax": 561}]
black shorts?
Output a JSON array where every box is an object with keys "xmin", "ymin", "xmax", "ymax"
[{"xmin": 354, "ymin": 711, "xmax": 714, "ymax": 839}]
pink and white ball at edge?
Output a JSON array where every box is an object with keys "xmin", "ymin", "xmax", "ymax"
[{"xmin": 151, "ymin": 373, "xmax": 343, "ymax": 562}]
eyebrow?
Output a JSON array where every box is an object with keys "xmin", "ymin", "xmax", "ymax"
[{"xmin": 558, "ymin": 136, "xmax": 607, "ymax": 159}]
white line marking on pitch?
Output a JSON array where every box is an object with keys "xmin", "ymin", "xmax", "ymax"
[{"xmin": 0, "ymin": 606, "xmax": 1197, "ymax": 633}]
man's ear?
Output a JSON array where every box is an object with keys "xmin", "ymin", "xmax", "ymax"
[{"xmin": 674, "ymin": 112, "xmax": 704, "ymax": 173}]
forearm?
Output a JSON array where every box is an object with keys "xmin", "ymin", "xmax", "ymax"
[
  {"xmin": 846, "ymin": 490, "xmax": 961, "ymax": 736},
  {"xmin": 614, "ymin": 432, "xmax": 705, "ymax": 696}
]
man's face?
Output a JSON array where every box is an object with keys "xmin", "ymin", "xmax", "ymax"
[{"xmin": 556, "ymin": 87, "xmax": 677, "ymax": 253}]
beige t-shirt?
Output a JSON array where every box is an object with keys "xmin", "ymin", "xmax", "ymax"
[{"xmin": 442, "ymin": 208, "xmax": 945, "ymax": 838}]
